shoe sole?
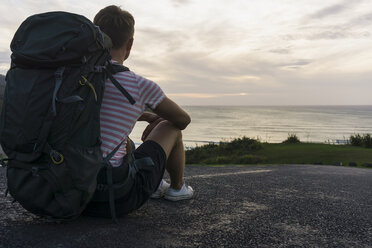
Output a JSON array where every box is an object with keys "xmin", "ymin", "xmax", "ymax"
[
  {"xmin": 150, "ymin": 192, "xmax": 163, "ymax": 199},
  {"xmin": 164, "ymin": 192, "xmax": 194, "ymax": 201}
]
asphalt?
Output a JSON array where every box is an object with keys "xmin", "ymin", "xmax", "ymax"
[{"xmin": 0, "ymin": 164, "xmax": 371, "ymax": 248}]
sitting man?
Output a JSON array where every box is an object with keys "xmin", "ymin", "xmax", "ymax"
[{"xmin": 84, "ymin": 5, "xmax": 194, "ymax": 218}]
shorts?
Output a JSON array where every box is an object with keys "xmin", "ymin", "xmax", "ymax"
[{"xmin": 82, "ymin": 140, "xmax": 166, "ymax": 218}]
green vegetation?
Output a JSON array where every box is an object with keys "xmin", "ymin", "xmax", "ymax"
[
  {"xmin": 186, "ymin": 137, "xmax": 264, "ymax": 164},
  {"xmin": 186, "ymin": 136, "xmax": 372, "ymax": 168},
  {"xmin": 350, "ymin": 134, "xmax": 372, "ymax": 148},
  {"xmin": 282, "ymin": 133, "xmax": 301, "ymax": 144}
]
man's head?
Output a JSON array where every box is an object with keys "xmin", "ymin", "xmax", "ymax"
[{"xmin": 94, "ymin": 5, "xmax": 135, "ymax": 62}]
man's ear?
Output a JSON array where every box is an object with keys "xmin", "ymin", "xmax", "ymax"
[
  {"xmin": 124, "ymin": 38, "xmax": 134, "ymax": 60},
  {"xmin": 126, "ymin": 38, "xmax": 134, "ymax": 52}
]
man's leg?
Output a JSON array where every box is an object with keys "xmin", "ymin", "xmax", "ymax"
[{"xmin": 144, "ymin": 120, "xmax": 185, "ymax": 190}]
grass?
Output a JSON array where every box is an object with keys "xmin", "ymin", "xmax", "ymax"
[
  {"xmin": 255, "ymin": 142, "xmax": 372, "ymax": 166},
  {"xmin": 186, "ymin": 136, "xmax": 372, "ymax": 168}
]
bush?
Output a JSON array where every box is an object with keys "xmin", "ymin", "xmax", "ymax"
[
  {"xmin": 350, "ymin": 134, "xmax": 363, "ymax": 146},
  {"xmin": 350, "ymin": 134, "xmax": 372, "ymax": 148},
  {"xmin": 222, "ymin": 137, "xmax": 263, "ymax": 152},
  {"xmin": 282, "ymin": 134, "xmax": 301, "ymax": 144},
  {"xmin": 363, "ymin": 134, "xmax": 372, "ymax": 148},
  {"xmin": 185, "ymin": 137, "xmax": 263, "ymax": 164}
]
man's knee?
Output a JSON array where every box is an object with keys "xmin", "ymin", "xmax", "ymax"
[
  {"xmin": 156, "ymin": 120, "xmax": 182, "ymax": 140},
  {"xmin": 145, "ymin": 120, "xmax": 183, "ymax": 158}
]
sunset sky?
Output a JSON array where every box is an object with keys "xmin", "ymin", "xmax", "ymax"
[{"xmin": 0, "ymin": 0, "xmax": 371, "ymax": 105}]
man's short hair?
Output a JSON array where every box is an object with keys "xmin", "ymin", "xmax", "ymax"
[{"xmin": 94, "ymin": 5, "xmax": 135, "ymax": 49}]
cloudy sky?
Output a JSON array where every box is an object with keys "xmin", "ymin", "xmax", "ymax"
[{"xmin": 0, "ymin": 0, "xmax": 371, "ymax": 105}]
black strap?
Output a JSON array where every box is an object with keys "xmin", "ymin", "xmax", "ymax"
[
  {"xmin": 56, "ymin": 95, "xmax": 84, "ymax": 104},
  {"xmin": 104, "ymin": 63, "xmax": 136, "ymax": 105},
  {"xmin": 30, "ymin": 67, "xmax": 66, "ymax": 158},
  {"xmin": 104, "ymin": 141, "xmax": 124, "ymax": 163},
  {"xmin": 103, "ymin": 141, "xmax": 123, "ymax": 223},
  {"xmin": 52, "ymin": 67, "xmax": 65, "ymax": 116},
  {"xmin": 101, "ymin": 140, "xmax": 154, "ymax": 222},
  {"xmin": 106, "ymin": 163, "xmax": 117, "ymax": 223},
  {"xmin": 32, "ymin": 68, "xmax": 66, "ymax": 156}
]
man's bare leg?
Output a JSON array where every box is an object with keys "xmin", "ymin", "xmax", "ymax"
[
  {"xmin": 165, "ymin": 138, "xmax": 185, "ymax": 189},
  {"xmin": 144, "ymin": 120, "xmax": 185, "ymax": 190}
]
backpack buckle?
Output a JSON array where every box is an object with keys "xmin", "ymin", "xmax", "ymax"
[
  {"xmin": 0, "ymin": 159, "xmax": 9, "ymax": 168},
  {"xmin": 96, "ymin": 184, "xmax": 107, "ymax": 191},
  {"xmin": 50, "ymin": 150, "xmax": 64, "ymax": 165}
]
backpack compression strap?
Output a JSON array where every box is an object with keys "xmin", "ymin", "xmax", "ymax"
[
  {"xmin": 100, "ymin": 141, "xmax": 155, "ymax": 223},
  {"xmin": 102, "ymin": 141, "xmax": 124, "ymax": 223}
]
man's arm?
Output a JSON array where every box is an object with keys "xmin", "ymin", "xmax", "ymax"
[
  {"xmin": 138, "ymin": 112, "xmax": 159, "ymax": 122},
  {"xmin": 138, "ymin": 97, "xmax": 190, "ymax": 141},
  {"xmin": 153, "ymin": 97, "xmax": 191, "ymax": 130}
]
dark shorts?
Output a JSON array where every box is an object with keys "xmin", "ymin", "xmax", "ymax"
[{"xmin": 83, "ymin": 140, "xmax": 166, "ymax": 218}]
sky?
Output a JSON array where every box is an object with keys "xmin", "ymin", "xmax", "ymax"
[{"xmin": 0, "ymin": 0, "xmax": 371, "ymax": 105}]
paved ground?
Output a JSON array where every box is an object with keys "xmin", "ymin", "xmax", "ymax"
[{"xmin": 0, "ymin": 164, "xmax": 371, "ymax": 248}]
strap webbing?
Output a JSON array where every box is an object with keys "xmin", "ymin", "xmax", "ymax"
[
  {"xmin": 52, "ymin": 67, "xmax": 65, "ymax": 116},
  {"xmin": 104, "ymin": 63, "xmax": 136, "ymax": 105},
  {"xmin": 103, "ymin": 141, "xmax": 124, "ymax": 163},
  {"xmin": 33, "ymin": 67, "xmax": 65, "ymax": 154},
  {"xmin": 106, "ymin": 164, "xmax": 117, "ymax": 223},
  {"xmin": 103, "ymin": 141, "xmax": 123, "ymax": 223},
  {"xmin": 56, "ymin": 95, "xmax": 84, "ymax": 104}
]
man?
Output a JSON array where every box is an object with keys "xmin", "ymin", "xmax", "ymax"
[{"xmin": 83, "ymin": 5, "xmax": 194, "ymax": 218}]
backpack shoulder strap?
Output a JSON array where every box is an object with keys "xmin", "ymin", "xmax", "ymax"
[{"xmin": 105, "ymin": 62, "xmax": 136, "ymax": 105}]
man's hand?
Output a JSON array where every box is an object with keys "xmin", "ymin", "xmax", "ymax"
[
  {"xmin": 139, "ymin": 112, "xmax": 164, "ymax": 141},
  {"xmin": 153, "ymin": 97, "xmax": 191, "ymax": 130},
  {"xmin": 138, "ymin": 112, "xmax": 159, "ymax": 123}
]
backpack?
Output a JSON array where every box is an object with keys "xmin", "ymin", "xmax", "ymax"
[{"xmin": 0, "ymin": 11, "xmax": 150, "ymax": 221}]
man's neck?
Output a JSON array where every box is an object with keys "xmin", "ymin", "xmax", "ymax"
[
  {"xmin": 110, "ymin": 55, "xmax": 124, "ymax": 64},
  {"xmin": 110, "ymin": 49, "xmax": 125, "ymax": 64}
]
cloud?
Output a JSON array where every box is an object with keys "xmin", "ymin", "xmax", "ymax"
[
  {"xmin": 134, "ymin": 27, "xmax": 189, "ymax": 54},
  {"xmin": 0, "ymin": 0, "xmax": 371, "ymax": 105},
  {"xmin": 348, "ymin": 12, "xmax": 372, "ymax": 27},
  {"xmin": 306, "ymin": 30, "xmax": 362, "ymax": 40},
  {"xmin": 269, "ymin": 48, "xmax": 291, "ymax": 54},
  {"xmin": 0, "ymin": 51, "xmax": 11, "ymax": 74},
  {"xmin": 281, "ymin": 24, "xmax": 370, "ymax": 41},
  {"xmin": 0, "ymin": 51, "xmax": 10, "ymax": 63},
  {"xmin": 308, "ymin": 1, "xmax": 360, "ymax": 19},
  {"xmin": 224, "ymin": 75, "xmax": 261, "ymax": 83},
  {"xmin": 170, "ymin": 0, "xmax": 193, "ymax": 7},
  {"xmin": 297, "ymin": 1, "xmax": 371, "ymax": 41},
  {"xmin": 277, "ymin": 59, "xmax": 312, "ymax": 71}
]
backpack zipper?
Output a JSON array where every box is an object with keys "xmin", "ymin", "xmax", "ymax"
[{"xmin": 79, "ymin": 75, "xmax": 97, "ymax": 101}]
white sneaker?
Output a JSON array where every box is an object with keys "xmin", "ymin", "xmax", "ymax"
[
  {"xmin": 164, "ymin": 183, "xmax": 194, "ymax": 201},
  {"xmin": 150, "ymin": 179, "xmax": 170, "ymax": 199}
]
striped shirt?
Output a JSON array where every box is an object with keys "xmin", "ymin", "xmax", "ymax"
[{"xmin": 100, "ymin": 64, "xmax": 165, "ymax": 167}]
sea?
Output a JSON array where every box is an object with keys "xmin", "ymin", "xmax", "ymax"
[{"xmin": 130, "ymin": 105, "xmax": 372, "ymax": 148}]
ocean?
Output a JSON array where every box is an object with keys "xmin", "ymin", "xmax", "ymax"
[{"xmin": 130, "ymin": 105, "xmax": 372, "ymax": 148}]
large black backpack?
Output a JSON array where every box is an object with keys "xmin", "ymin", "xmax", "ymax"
[{"xmin": 0, "ymin": 11, "xmax": 147, "ymax": 221}]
